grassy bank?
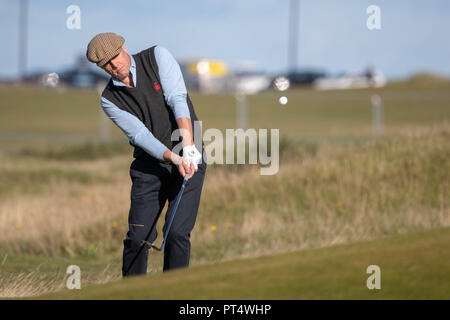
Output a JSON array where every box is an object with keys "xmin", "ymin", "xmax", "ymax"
[{"xmin": 40, "ymin": 227, "xmax": 450, "ymax": 299}]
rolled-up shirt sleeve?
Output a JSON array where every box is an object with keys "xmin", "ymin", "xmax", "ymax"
[
  {"xmin": 101, "ymin": 97, "xmax": 168, "ymax": 161},
  {"xmin": 154, "ymin": 46, "xmax": 191, "ymax": 120}
]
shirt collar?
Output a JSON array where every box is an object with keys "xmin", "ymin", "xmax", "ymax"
[{"xmin": 111, "ymin": 55, "xmax": 137, "ymax": 87}]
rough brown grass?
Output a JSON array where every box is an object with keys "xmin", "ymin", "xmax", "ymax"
[{"xmin": 0, "ymin": 124, "xmax": 448, "ymax": 269}]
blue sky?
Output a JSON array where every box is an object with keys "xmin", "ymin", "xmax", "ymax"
[{"xmin": 1, "ymin": 0, "xmax": 449, "ymax": 79}]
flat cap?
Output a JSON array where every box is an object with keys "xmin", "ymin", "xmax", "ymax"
[{"xmin": 86, "ymin": 32, "xmax": 125, "ymax": 67}]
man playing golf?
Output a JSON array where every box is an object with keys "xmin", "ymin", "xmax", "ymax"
[{"xmin": 86, "ymin": 32, "xmax": 206, "ymax": 276}]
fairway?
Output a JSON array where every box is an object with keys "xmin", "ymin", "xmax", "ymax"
[
  {"xmin": 1, "ymin": 85, "xmax": 449, "ymax": 145},
  {"xmin": 40, "ymin": 227, "xmax": 450, "ymax": 299}
]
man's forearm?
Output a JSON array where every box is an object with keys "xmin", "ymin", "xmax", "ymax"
[
  {"xmin": 177, "ymin": 117, "xmax": 194, "ymax": 147},
  {"xmin": 163, "ymin": 149, "xmax": 176, "ymax": 163},
  {"xmin": 163, "ymin": 117, "xmax": 194, "ymax": 164}
]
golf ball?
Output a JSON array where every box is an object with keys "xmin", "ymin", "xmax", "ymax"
[
  {"xmin": 274, "ymin": 76, "xmax": 290, "ymax": 91},
  {"xmin": 279, "ymin": 96, "xmax": 288, "ymax": 105},
  {"xmin": 42, "ymin": 72, "xmax": 60, "ymax": 88}
]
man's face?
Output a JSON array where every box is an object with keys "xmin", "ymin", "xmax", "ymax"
[{"xmin": 102, "ymin": 45, "xmax": 131, "ymax": 80}]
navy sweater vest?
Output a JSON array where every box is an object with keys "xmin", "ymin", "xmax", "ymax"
[{"xmin": 102, "ymin": 46, "xmax": 200, "ymax": 162}]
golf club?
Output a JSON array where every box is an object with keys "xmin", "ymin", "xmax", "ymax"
[
  {"xmin": 123, "ymin": 174, "xmax": 189, "ymax": 276},
  {"xmin": 151, "ymin": 174, "xmax": 189, "ymax": 251}
]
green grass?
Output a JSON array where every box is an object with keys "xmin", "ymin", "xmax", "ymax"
[
  {"xmin": 1, "ymin": 85, "xmax": 449, "ymax": 143},
  {"xmin": 38, "ymin": 227, "xmax": 450, "ymax": 299}
]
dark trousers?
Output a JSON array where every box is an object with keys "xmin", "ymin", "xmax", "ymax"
[{"xmin": 122, "ymin": 157, "xmax": 206, "ymax": 277}]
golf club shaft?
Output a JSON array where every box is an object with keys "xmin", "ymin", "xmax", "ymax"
[{"xmin": 152, "ymin": 174, "xmax": 189, "ymax": 251}]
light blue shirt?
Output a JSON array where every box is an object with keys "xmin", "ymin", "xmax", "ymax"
[{"xmin": 100, "ymin": 46, "xmax": 191, "ymax": 161}]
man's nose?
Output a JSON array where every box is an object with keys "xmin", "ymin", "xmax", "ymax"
[{"xmin": 109, "ymin": 60, "xmax": 120, "ymax": 70}]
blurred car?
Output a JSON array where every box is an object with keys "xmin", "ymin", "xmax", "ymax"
[
  {"xmin": 233, "ymin": 70, "xmax": 271, "ymax": 94},
  {"xmin": 58, "ymin": 56, "xmax": 109, "ymax": 88},
  {"xmin": 180, "ymin": 59, "xmax": 231, "ymax": 94},
  {"xmin": 284, "ymin": 69, "xmax": 328, "ymax": 86},
  {"xmin": 313, "ymin": 69, "xmax": 386, "ymax": 90}
]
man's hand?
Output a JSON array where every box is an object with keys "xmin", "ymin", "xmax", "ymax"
[
  {"xmin": 182, "ymin": 144, "xmax": 202, "ymax": 171},
  {"xmin": 173, "ymin": 118, "xmax": 200, "ymax": 177},
  {"xmin": 163, "ymin": 150, "xmax": 195, "ymax": 179}
]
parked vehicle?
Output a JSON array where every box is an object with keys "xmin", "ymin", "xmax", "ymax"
[
  {"xmin": 284, "ymin": 69, "xmax": 328, "ymax": 86},
  {"xmin": 314, "ymin": 69, "xmax": 386, "ymax": 90}
]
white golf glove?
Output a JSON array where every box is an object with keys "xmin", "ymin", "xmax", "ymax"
[{"xmin": 182, "ymin": 144, "xmax": 202, "ymax": 171}]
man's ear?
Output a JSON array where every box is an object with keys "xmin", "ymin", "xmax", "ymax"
[{"xmin": 122, "ymin": 45, "xmax": 127, "ymax": 52}]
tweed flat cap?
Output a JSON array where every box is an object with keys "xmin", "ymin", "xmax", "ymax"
[{"xmin": 86, "ymin": 32, "xmax": 125, "ymax": 67}]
